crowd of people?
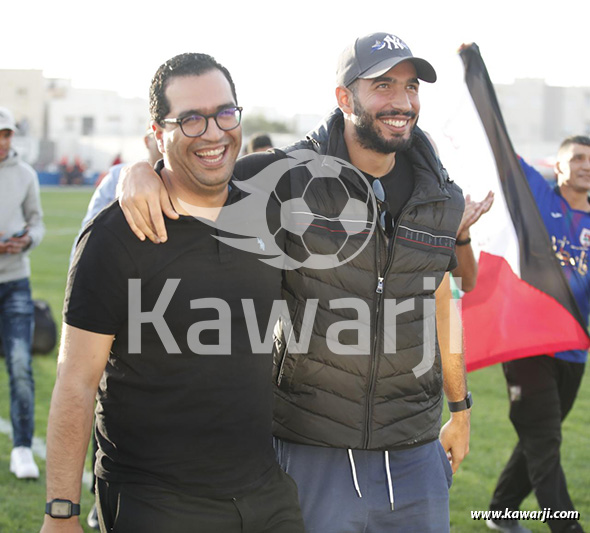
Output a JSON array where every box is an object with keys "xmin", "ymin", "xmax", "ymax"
[
  {"xmin": 1, "ymin": 30, "xmax": 588, "ymax": 533},
  {"xmin": 57, "ymin": 156, "xmax": 86, "ymax": 186}
]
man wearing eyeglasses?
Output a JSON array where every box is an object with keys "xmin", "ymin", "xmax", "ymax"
[
  {"xmin": 116, "ymin": 33, "xmax": 468, "ymax": 533},
  {"xmin": 41, "ymin": 52, "xmax": 304, "ymax": 533}
]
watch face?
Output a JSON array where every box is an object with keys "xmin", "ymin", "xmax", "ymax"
[{"xmin": 52, "ymin": 501, "xmax": 71, "ymax": 517}]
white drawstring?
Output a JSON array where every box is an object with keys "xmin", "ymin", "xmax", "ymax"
[
  {"xmin": 347, "ymin": 448, "xmax": 394, "ymax": 510},
  {"xmin": 385, "ymin": 450, "xmax": 395, "ymax": 511},
  {"xmin": 347, "ymin": 449, "xmax": 363, "ymax": 498}
]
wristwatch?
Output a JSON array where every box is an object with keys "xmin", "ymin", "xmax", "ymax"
[
  {"xmin": 447, "ymin": 391, "xmax": 473, "ymax": 412},
  {"xmin": 45, "ymin": 499, "xmax": 81, "ymax": 519}
]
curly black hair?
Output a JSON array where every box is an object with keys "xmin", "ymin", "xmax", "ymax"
[{"xmin": 149, "ymin": 53, "xmax": 237, "ymax": 125}]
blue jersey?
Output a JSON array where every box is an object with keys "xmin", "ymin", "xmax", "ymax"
[{"xmin": 521, "ymin": 157, "xmax": 590, "ymax": 363}]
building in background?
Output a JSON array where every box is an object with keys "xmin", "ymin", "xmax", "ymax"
[
  {"xmin": 46, "ymin": 83, "xmax": 148, "ymax": 172},
  {"xmin": 495, "ymin": 79, "xmax": 590, "ymax": 178},
  {"xmin": 2, "ymin": 68, "xmax": 589, "ymax": 182},
  {"xmin": 0, "ymin": 69, "xmax": 148, "ymax": 175}
]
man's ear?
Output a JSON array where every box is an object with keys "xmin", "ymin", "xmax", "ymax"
[
  {"xmin": 152, "ymin": 121, "xmax": 166, "ymax": 154},
  {"xmin": 336, "ymin": 85, "xmax": 354, "ymax": 115}
]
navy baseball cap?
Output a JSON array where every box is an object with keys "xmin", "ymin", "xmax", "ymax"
[{"xmin": 336, "ymin": 32, "xmax": 437, "ymax": 87}]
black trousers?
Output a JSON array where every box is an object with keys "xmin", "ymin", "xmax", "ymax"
[
  {"xmin": 96, "ymin": 465, "xmax": 304, "ymax": 533},
  {"xmin": 490, "ymin": 355, "xmax": 585, "ymax": 533}
]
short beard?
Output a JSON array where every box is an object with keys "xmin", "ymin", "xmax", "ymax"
[{"xmin": 352, "ymin": 92, "xmax": 416, "ymax": 154}]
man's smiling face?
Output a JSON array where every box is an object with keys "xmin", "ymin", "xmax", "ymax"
[
  {"xmin": 556, "ymin": 142, "xmax": 590, "ymax": 193},
  {"xmin": 350, "ymin": 61, "xmax": 420, "ymax": 154},
  {"xmin": 155, "ymin": 69, "xmax": 242, "ymax": 193}
]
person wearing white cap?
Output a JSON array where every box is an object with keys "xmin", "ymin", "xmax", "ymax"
[
  {"xmin": 0, "ymin": 107, "xmax": 45, "ymax": 479},
  {"xmin": 116, "ymin": 32, "xmax": 470, "ymax": 532}
]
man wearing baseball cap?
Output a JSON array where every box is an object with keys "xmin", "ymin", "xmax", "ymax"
[
  {"xmin": 0, "ymin": 107, "xmax": 45, "ymax": 480},
  {"xmin": 336, "ymin": 32, "xmax": 437, "ymax": 87},
  {"xmin": 116, "ymin": 32, "xmax": 469, "ymax": 532}
]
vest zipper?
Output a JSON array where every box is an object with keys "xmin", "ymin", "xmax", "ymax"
[
  {"xmin": 276, "ymin": 303, "xmax": 301, "ymax": 386},
  {"xmin": 376, "ymin": 277, "xmax": 384, "ymax": 294},
  {"xmin": 363, "ymin": 195, "xmax": 448, "ymax": 448}
]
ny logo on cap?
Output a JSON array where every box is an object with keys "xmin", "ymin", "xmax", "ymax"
[{"xmin": 371, "ymin": 35, "xmax": 408, "ymax": 53}]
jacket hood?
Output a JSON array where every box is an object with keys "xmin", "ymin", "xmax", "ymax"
[
  {"xmin": 304, "ymin": 107, "xmax": 344, "ymax": 156},
  {"xmin": 0, "ymin": 150, "xmax": 20, "ymax": 170}
]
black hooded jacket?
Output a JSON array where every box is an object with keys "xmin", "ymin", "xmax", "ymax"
[{"xmin": 235, "ymin": 108, "xmax": 464, "ymax": 450}]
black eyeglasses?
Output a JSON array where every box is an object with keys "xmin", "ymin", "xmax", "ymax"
[
  {"xmin": 372, "ymin": 179, "xmax": 393, "ymax": 237},
  {"xmin": 161, "ymin": 106, "xmax": 243, "ymax": 138}
]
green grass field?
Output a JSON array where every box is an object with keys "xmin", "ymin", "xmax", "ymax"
[{"xmin": 0, "ymin": 187, "xmax": 588, "ymax": 532}]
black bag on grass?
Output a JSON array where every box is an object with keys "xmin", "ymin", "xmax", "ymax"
[{"xmin": 0, "ymin": 299, "xmax": 57, "ymax": 356}]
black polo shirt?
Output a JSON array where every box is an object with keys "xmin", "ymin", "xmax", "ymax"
[{"xmin": 65, "ymin": 186, "xmax": 283, "ymax": 498}]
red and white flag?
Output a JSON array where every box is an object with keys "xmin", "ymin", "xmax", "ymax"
[{"xmin": 433, "ymin": 43, "xmax": 589, "ymax": 372}]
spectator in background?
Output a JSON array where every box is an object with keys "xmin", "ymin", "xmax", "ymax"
[
  {"xmin": 246, "ymin": 132, "xmax": 273, "ymax": 154},
  {"xmin": 59, "ymin": 157, "xmax": 85, "ymax": 186},
  {"xmin": 487, "ymin": 137, "xmax": 590, "ymax": 533},
  {"xmin": 69, "ymin": 158, "xmax": 85, "ymax": 185},
  {"xmin": 0, "ymin": 107, "xmax": 45, "ymax": 479},
  {"xmin": 58, "ymin": 156, "xmax": 69, "ymax": 185}
]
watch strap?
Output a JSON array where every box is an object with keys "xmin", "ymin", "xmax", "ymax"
[
  {"xmin": 455, "ymin": 236, "xmax": 472, "ymax": 246},
  {"xmin": 448, "ymin": 391, "xmax": 473, "ymax": 412},
  {"xmin": 45, "ymin": 499, "xmax": 81, "ymax": 518}
]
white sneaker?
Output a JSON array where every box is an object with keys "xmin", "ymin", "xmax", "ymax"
[
  {"xmin": 10, "ymin": 446, "xmax": 40, "ymax": 479},
  {"xmin": 87, "ymin": 504, "xmax": 100, "ymax": 530}
]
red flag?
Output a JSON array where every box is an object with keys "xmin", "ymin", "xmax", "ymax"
[{"xmin": 434, "ymin": 44, "xmax": 589, "ymax": 371}]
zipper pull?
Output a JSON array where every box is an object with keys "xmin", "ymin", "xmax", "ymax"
[{"xmin": 376, "ymin": 277, "xmax": 384, "ymax": 294}]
